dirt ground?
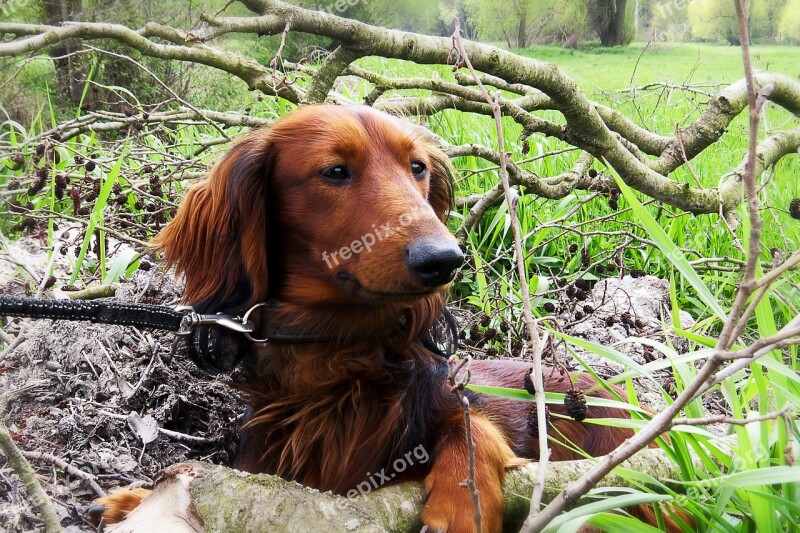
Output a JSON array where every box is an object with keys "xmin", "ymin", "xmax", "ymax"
[
  {"xmin": 0, "ymin": 235, "xmax": 695, "ymax": 532},
  {"xmin": 1, "ymin": 236, "xmax": 245, "ymax": 532}
]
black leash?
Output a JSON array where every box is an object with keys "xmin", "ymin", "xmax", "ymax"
[
  {"xmin": 0, "ymin": 295, "xmax": 267, "ymax": 349},
  {"xmin": 0, "ymin": 295, "xmax": 184, "ymax": 331},
  {"xmin": 0, "ymin": 295, "xmax": 460, "ymax": 372}
]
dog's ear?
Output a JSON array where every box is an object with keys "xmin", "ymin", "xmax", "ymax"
[
  {"xmin": 153, "ymin": 130, "xmax": 273, "ymax": 313},
  {"xmin": 424, "ymin": 142, "xmax": 455, "ymax": 221}
]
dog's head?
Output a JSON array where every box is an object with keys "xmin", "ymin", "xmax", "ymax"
[{"xmin": 155, "ymin": 105, "xmax": 462, "ymax": 319}]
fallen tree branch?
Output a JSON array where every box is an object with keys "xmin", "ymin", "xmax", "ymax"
[
  {"xmin": 447, "ymin": 355, "xmax": 483, "ymax": 533},
  {"xmin": 104, "ymin": 447, "xmax": 692, "ymax": 533},
  {"xmin": 2, "ymin": 3, "xmax": 800, "ymax": 215}
]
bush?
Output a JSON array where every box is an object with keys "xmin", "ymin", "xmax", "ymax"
[{"xmin": 778, "ymin": 0, "xmax": 800, "ymax": 43}]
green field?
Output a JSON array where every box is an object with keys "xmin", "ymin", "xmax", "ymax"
[{"xmin": 517, "ymin": 42, "xmax": 800, "ymax": 89}]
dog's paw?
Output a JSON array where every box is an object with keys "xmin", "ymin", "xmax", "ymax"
[
  {"xmin": 421, "ymin": 488, "xmax": 476, "ymax": 533},
  {"xmin": 422, "ymin": 477, "xmax": 504, "ymax": 533},
  {"xmin": 86, "ymin": 487, "xmax": 151, "ymax": 526}
]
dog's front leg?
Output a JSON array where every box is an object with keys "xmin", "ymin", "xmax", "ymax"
[{"xmin": 422, "ymin": 411, "xmax": 523, "ymax": 533}]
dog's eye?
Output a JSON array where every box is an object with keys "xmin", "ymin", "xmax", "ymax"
[
  {"xmin": 322, "ymin": 165, "xmax": 351, "ymax": 182},
  {"xmin": 410, "ymin": 161, "xmax": 427, "ymax": 179}
]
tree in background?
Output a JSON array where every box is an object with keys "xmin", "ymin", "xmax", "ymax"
[
  {"xmin": 553, "ymin": 0, "xmax": 591, "ymax": 48},
  {"xmin": 16, "ymin": 0, "xmax": 217, "ymax": 112},
  {"xmin": 463, "ymin": 0, "xmax": 534, "ymax": 48},
  {"xmin": 754, "ymin": 0, "xmax": 788, "ymax": 42},
  {"xmin": 437, "ymin": 0, "xmax": 477, "ymax": 39},
  {"xmin": 464, "ymin": 0, "xmax": 589, "ymax": 48},
  {"xmin": 295, "ymin": 0, "xmax": 446, "ymax": 35},
  {"xmin": 589, "ymin": 0, "xmax": 635, "ymax": 46},
  {"xmin": 687, "ymin": 0, "xmax": 786, "ymax": 44},
  {"xmin": 362, "ymin": 0, "xmax": 445, "ymax": 34},
  {"xmin": 40, "ymin": 0, "xmax": 85, "ymax": 105}
]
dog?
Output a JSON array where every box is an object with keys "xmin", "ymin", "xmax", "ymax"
[{"xmin": 94, "ymin": 105, "xmax": 683, "ymax": 532}]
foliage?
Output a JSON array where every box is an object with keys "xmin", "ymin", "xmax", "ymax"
[
  {"xmin": 687, "ymin": 0, "xmax": 788, "ymax": 44},
  {"xmin": 688, "ymin": 0, "xmax": 744, "ymax": 44},
  {"xmin": 465, "ymin": 0, "xmax": 538, "ymax": 48},
  {"xmin": 777, "ymin": 0, "xmax": 800, "ymax": 43}
]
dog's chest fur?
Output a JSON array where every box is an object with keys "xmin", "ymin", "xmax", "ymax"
[{"xmin": 235, "ymin": 343, "xmax": 452, "ymax": 494}]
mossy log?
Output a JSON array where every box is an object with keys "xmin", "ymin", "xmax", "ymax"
[{"xmin": 107, "ymin": 447, "xmax": 685, "ymax": 533}]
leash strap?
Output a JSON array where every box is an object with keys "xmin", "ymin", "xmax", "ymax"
[
  {"xmin": 0, "ymin": 296, "xmax": 323, "ymax": 343},
  {"xmin": 0, "ymin": 295, "xmax": 183, "ymax": 331}
]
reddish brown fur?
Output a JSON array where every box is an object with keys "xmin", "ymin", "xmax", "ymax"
[
  {"xmin": 93, "ymin": 487, "xmax": 150, "ymax": 524},
  {"xmin": 423, "ymin": 412, "xmax": 524, "ymax": 533},
  {"xmin": 96, "ymin": 105, "xmax": 686, "ymax": 532}
]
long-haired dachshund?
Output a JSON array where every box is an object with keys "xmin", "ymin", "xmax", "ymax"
[{"xmin": 94, "ymin": 105, "xmax": 683, "ymax": 532}]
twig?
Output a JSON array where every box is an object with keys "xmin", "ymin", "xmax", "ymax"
[
  {"xmin": 21, "ymin": 451, "xmax": 107, "ymax": 498},
  {"xmin": 210, "ymin": 0, "xmax": 237, "ymax": 17},
  {"xmin": 752, "ymin": 250, "xmax": 800, "ymax": 291},
  {"xmin": 674, "ymin": 122, "xmax": 702, "ymax": 188},
  {"xmin": 447, "ymin": 355, "xmax": 482, "ymax": 533},
  {"xmin": 35, "ymin": 247, "xmax": 58, "ymax": 298},
  {"xmin": 65, "ymin": 284, "xmax": 120, "ymax": 300},
  {"xmin": 97, "ymin": 410, "xmax": 213, "ymax": 444},
  {"xmin": 269, "ymin": 19, "xmax": 292, "ymax": 70},
  {"xmin": 672, "ymin": 406, "xmax": 790, "ymax": 427},
  {"xmin": 449, "ymin": 19, "xmax": 550, "ymax": 520}
]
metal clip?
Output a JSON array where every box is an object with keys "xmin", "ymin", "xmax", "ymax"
[{"xmin": 175, "ymin": 305, "xmax": 256, "ymax": 337}]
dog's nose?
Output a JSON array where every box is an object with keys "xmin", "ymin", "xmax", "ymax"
[{"xmin": 406, "ymin": 239, "xmax": 464, "ymax": 287}]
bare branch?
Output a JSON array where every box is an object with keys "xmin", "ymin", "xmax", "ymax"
[
  {"xmin": 447, "ymin": 356, "xmax": 483, "ymax": 533},
  {"xmin": 21, "ymin": 451, "xmax": 107, "ymax": 498},
  {"xmin": 671, "ymin": 406, "xmax": 791, "ymax": 428}
]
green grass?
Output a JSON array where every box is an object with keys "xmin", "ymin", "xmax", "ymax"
[
  {"xmin": 1, "ymin": 41, "xmax": 799, "ymax": 533},
  {"xmin": 388, "ymin": 43, "xmax": 800, "ymax": 328},
  {"xmin": 516, "ymin": 42, "xmax": 800, "ymax": 89}
]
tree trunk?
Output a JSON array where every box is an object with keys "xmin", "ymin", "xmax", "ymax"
[
  {"xmin": 598, "ymin": 0, "xmax": 628, "ymax": 46},
  {"xmin": 517, "ymin": 8, "xmax": 528, "ymax": 48},
  {"xmin": 40, "ymin": 0, "xmax": 86, "ymax": 106}
]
